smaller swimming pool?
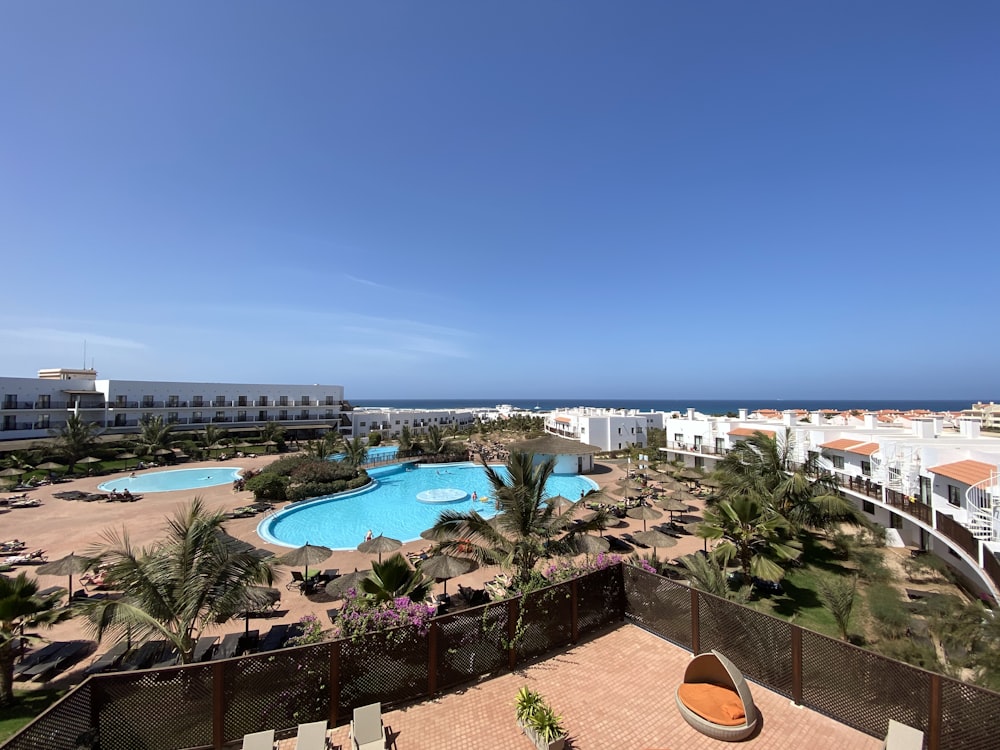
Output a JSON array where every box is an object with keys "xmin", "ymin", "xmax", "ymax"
[
  {"xmin": 98, "ymin": 467, "xmax": 243, "ymax": 493},
  {"xmin": 330, "ymin": 445, "xmax": 399, "ymax": 462}
]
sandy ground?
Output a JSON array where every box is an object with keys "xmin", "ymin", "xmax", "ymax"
[{"xmin": 2, "ymin": 455, "xmax": 710, "ymax": 689}]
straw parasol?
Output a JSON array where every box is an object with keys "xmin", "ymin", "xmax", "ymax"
[
  {"xmin": 237, "ymin": 586, "xmax": 282, "ymax": 633},
  {"xmin": 417, "ymin": 554, "xmax": 474, "ymax": 596},
  {"xmin": 616, "ymin": 477, "xmax": 646, "ymax": 490},
  {"xmin": 676, "ymin": 467, "xmax": 705, "ymax": 482},
  {"xmin": 656, "ymin": 496, "xmax": 690, "ymax": 520},
  {"xmin": 633, "ymin": 529, "xmax": 678, "ymax": 556},
  {"xmin": 37, "ymin": 552, "xmax": 92, "ymax": 600},
  {"xmin": 325, "ymin": 570, "xmax": 370, "ymax": 600},
  {"xmin": 0, "ymin": 468, "xmax": 25, "ymax": 477},
  {"xmin": 626, "ymin": 505, "xmax": 663, "ymax": 531},
  {"xmin": 568, "ymin": 534, "xmax": 610, "ymax": 556},
  {"xmin": 36, "ymin": 461, "xmax": 65, "ymax": 471},
  {"xmin": 357, "ymin": 534, "xmax": 402, "ymax": 563},
  {"xmin": 277, "ymin": 542, "xmax": 333, "ymax": 580},
  {"xmin": 547, "ymin": 495, "xmax": 575, "ymax": 513},
  {"xmin": 77, "ymin": 456, "xmax": 102, "ymax": 465},
  {"xmin": 700, "ymin": 475, "xmax": 723, "ymax": 489}
]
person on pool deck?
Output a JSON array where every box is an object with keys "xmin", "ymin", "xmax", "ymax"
[{"xmin": 365, "ymin": 529, "xmax": 373, "ymax": 542}]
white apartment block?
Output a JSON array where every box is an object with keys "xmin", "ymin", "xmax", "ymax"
[
  {"xmin": 1, "ymin": 368, "xmax": 351, "ymax": 441},
  {"xmin": 348, "ymin": 408, "xmax": 476, "ymax": 439},
  {"xmin": 652, "ymin": 407, "xmax": 1000, "ymax": 601},
  {"xmin": 544, "ymin": 406, "xmax": 672, "ymax": 452}
]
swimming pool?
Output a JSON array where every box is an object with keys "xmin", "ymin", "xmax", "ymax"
[
  {"xmin": 330, "ymin": 445, "xmax": 399, "ymax": 462},
  {"xmin": 258, "ymin": 462, "xmax": 598, "ymax": 550},
  {"xmin": 98, "ymin": 467, "xmax": 244, "ymax": 493}
]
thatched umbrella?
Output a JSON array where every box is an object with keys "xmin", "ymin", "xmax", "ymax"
[
  {"xmin": 36, "ymin": 461, "xmax": 65, "ymax": 471},
  {"xmin": 357, "ymin": 534, "xmax": 402, "ymax": 563},
  {"xmin": 325, "ymin": 570, "xmax": 370, "ymax": 600},
  {"xmin": 278, "ymin": 542, "xmax": 333, "ymax": 581},
  {"xmin": 237, "ymin": 586, "xmax": 282, "ymax": 634},
  {"xmin": 568, "ymin": 534, "xmax": 610, "ymax": 557},
  {"xmin": 656, "ymin": 496, "xmax": 690, "ymax": 521},
  {"xmin": 418, "ymin": 554, "xmax": 474, "ymax": 596},
  {"xmin": 616, "ymin": 477, "xmax": 646, "ymax": 490},
  {"xmin": 626, "ymin": 505, "xmax": 663, "ymax": 532},
  {"xmin": 37, "ymin": 552, "xmax": 92, "ymax": 600},
  {"xmin": 547, "ymin": 495, "xmax": 575, "ymax": 513},
  {"xmin": 633, "ymin": 529, "xmax": 678, "ymax": 556},
  {"xmin": 0, "ymin": 468, "xmax": 25, "ymax": 478},
  {"xmin": 700, "ymin": 475, "xmax": 723, "ymax": 489},
  {"xmin": 676, "ymin": 467, "xmax": 705, "ymax": 482}
]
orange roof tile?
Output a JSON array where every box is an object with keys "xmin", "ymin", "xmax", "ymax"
[
  {"xmin": 555, "ymin": 417, "xmax": 571, "ymax": 424},
  {"xmin": 928, "ymin": 460, "xmax": 997, "ymax": 486},
  {"xmin": 847, "ymin": 442, "xmax": 880, "ymax": 456},
  {"xmin": 729, "ymin": 427, "xmax": 776, "ymax": 438},
  {"xmin": 820, "ymin": 438, "xmax": 866, "ymax": 451}
]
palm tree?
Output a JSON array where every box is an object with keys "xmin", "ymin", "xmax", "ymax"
[
  {"xmin": 48, "ymin": 414, "xmax": 104, "ymax": 470},
  {"xmin": 359, "ymin": 553, "xmax": 430, "ymax": 604},
  {"xmin": 429, "ymin": 452, "xmax": 586, "ymax": 584},
  {"xmin": 79, "ymin": 499, "xmax": 275, "ymax": 664},
  {"xmin": 425, "ymin": 425, "xmax": 455, "ymax": 456},
  {"xmin": 398, "ymin": 425, "xmax": 414, "ymax": 452},
  {"xmin": 717, "ymin": 429, "xmax": 861, "ymax": 530},
  {"xmin": 196, "ymin": 424, "xmax": 227, "ymax": 458},
  {"xmin": 698, "ymin": 495, "xmax": 802, "ymax": 585},
  {"xmin": 259, "ymin": 421, "xmax": 286, "ymax": 447},
  {"xmin": 0, "ymin": 573, "xmax": 71, "ymax": 706},
  {"xmin": 817, "ymin": 573, "xmax": 857, "ymax": 641},
  {"xmin": 677, "ymin": 553, "xmax": 750, "ymax": 603},
  {"xmin": 133, "ymin": 415, "xmax": 175, "ymax": 458},
  {"xmin": 342, "ymin": 437, "xmax": 368, "ymax": 468}
]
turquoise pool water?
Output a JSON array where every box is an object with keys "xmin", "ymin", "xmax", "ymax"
[
  {"xmin": 258, "ymin": 462, "xmax": 598, "ymax": 550},
  {"xmin": 98, "ymin": 467, "xmax": 243, "ymax": 493},
  {"xmin": 330, "ymin": 445, "xmax": 399, "ymax": 462}
]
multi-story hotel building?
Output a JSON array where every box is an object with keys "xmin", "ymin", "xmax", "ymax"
[{"xmin": 546, "ymin": 405, "xmax": 1000, "ymax": 602}]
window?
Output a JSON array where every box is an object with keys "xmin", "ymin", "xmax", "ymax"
[
  {"xmin": 167, "ymin": 412, "xmax": 179, "ymax": 424},
  {"xmin": 236, "ymin": 411, "xmax": 247, "ymax": 422},
  {"xmin": 258, "ymin": 410, "xmax": 268, "ymax": 422},
  {"xmin": 214, "ymin": 395, "xmax": 226, "ymax": 407},
  {"xmin": 862, "ymin": 500, "xmax": 875, "ymax": 514},
  {"xmin": 693, "ymin": 436, "xmax": 702, "ymax": 449},
  {"xmin": 37, "ymin": 414, "xmax": 50, "ymax": 429},
  {"xmin": 142, "ymin": 395, "xmax": 154, "ymax": 407},
  {"xmin": 694, "ymin": 456, "xmax": 705, "ymax": 469},
  {"xmin": 192, "ymin": 411, "xmax": 203, "ymax": 423},
  {"xmin": 259, "ymin": 396, "xmax": 269, "ymax": 406},
  {"xmin": 37, "ymin": 395, "xmax": 50, "ymax": 408},
  {"xmin": 116, "ymin": 395, "xmax": 127, "ymax": 407},
  {"xmin": 947, "ymin": 485, "xmax": 961, "ymax": 507},
  {"xmin": 238, "ymin": 396, "xmax": 247, "ymax": 407},
  {"xmin": 919, "ymin": 476, "xmax": 932, "ymax": 504},
  {"xmin": 279, "ymin": 410, "xmax": 288, "ymax": 421},
  {"xmin": 279, "ymin": 396, "xmax": 289, "ymax": 407},
  {"xmin": 115, "ymin": 413, "xmax": 127, "ymax": 426},
  {"xmin": 3, "ymin": 395, "xmax": 16, "ymax": 409},
  {"xmin": 861, "ymin": 461, "xmax": 871, "ymax": 477},
  {"xmin": 832, "ymin": 455, "xmax": 845, "ymax": 470},
  {"xmin": 360, "ymin": 422, "xmax": 367, "ymax": 427},
  {"xmin": 168, "ymin": 395, "xmax": 179, "ymax": 407},
  {"xmin": 192, "ymin": 397, "xmax": 204, "ymax": 407},
  {"xmin": 215, "ymin": 411, "xmax": 225, "ymax": 422},
  {"xmin": 890, "ymin": 513, "xmax": 903, "ymax": 530},
  {"xmin": 715, "ymin": 438, "xmax": 724, "ymax": 453},
  {"xmin": 674, "ymin": 433, "xmax": 683, "ymax": 444}
]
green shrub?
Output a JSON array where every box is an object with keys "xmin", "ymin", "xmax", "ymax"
[
  {"xmin": 245, "ymin": 472, "xmax": 288, "ymax": 502},
  {"xmin": 867, "ymin": 583, "xmax": 909, "ymax": 638},
  {"xmin": 853, "ymin": 548, "xmax": 894, "ymax": 582}
]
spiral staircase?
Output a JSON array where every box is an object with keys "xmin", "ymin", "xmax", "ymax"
[{"xmin": 966, "ymin": 470, "xmax": 1000, "ymax": 542}]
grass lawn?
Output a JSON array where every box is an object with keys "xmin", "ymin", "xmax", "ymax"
[{"xmin": 0, "ymin": 689, "xmax": 66, "ymax": 742}]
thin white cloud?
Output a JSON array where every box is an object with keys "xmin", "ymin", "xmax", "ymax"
[
  {"xmin": 0, "ymin": 327, "xmax": 147, "ymax": 350},
  {"xmin": 344, "ymin": 274, "xmax": 391, "ymax": 290}
]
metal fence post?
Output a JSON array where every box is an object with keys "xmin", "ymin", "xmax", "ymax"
[
  {"xmin": 571, "ymin": 579, "xmax": 579, "ymax": 644},
  {"xmin": 428, "ymin": 620, "xmax": 439, "ymax": 696},
  {"xmin": 212, "ymin": 661, "xmax": 225, "ymax": 749},
  {"xmin": 690, "ymin": 587, "xmax": 700, "ymax": 654},
  {"xmin": 928, "ymin": 674, "xmax": 941, "ymax": 750},
  {"xmin": 508, "ymin": 597, "xmax": 520, "ymax": 670},
  {"xmin": 791, "ymin": 625, "xmax": 803, "ymax": 705},
  {"xmin": 329, "ymin": 641, "xmax": 341, "ymax": 728}
]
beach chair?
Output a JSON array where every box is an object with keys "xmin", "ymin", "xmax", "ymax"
[
  {"xmin": 214, "ymin": 631, "xmax": 245, "ymax": 660},
  {"xmin": 21, "ymin": 640, "xmax": 91, "ymax": 681},
  {"xmin": 241, "ymin": 729, "xmax": 275, "ymax": 749},
  {"xmin": 257, "ymin": 624, "xmax": 291, "ymax": 653},
  {"xmin": 85, "ymin": 642, "xmax": 130, "ymax": 675},
  {"xmin": 14, "ymin": 642, "xmax": 65, "ymax": 678},
  {"xmin": 286, "ymin": 570, "xmax": 306, "ymax": 590},
  {"xmin": 350, "ymin": 702, "xmax": 386, "ymax": 750},
  {"xmin": 295, "ymin": 720, "xmax": 329, "ymax": 749},
  {"xmin": 191, "ymin": 635, "xmax": 219, "ymax": 662},
  {"xmin": 119, "ymin": 640, "xmax": 166, "ymax": 671}
]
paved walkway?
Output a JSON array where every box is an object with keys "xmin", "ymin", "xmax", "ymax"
[{"xmin": 276, "ymin": 625, "xmax": 880, "ymax": 750}]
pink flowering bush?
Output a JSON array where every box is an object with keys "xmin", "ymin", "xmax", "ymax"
[
  {"xmin": 286, "ymin": 613, "xmax": 327, "ymax": 647},
  {"xmin": 331, "ymin": 588, "xmax": 437, "ymax": 642},
  {"xmin": 542, "ymin": 552, "xmax": 656, "ymax": 583}
]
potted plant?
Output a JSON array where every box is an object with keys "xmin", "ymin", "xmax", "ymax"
[
  {"xmin": 527, "ymin": 704, "xmax": 567, "ymax": 750},
  {"xmin": 515, "ymin": 686, "xmax": 545, "ymax": 730},
  {"xmin": 514, "ymin": 687, "xmax": 567, "ymax": 750}
]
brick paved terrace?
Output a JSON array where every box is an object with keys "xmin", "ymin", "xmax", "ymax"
[{"xmin": 276, "ymin": 624, "xmax": 880, "ymax": 750}]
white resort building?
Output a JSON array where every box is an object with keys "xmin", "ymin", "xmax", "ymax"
[
  {"xmin": 546, "ymin": 404, "xmax": 1000, "ymax": 603},
  {"xmin": 0, "ymin": 368, "xmax": 475, "ymax": 446}
]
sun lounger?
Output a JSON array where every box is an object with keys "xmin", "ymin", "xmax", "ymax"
[
  {"xmin": 675, "ymin": 650, "xmax": 758, "ymax": 741},
  {"xmin": 295, "ymin": 720, "xmax": 329, "ymax": 749},
  {"xmin": 20, "ymin": 640, "xmax": 91, "ymax": 681},
  {"xmin": 14, "ymin": 642, "xmax": 65, "ymax": 678},
  {"xmin": 214, "ymin": 632, "xmax": 244, "ymax": 660},
  {"xmin": 257, "ymin": 624, "xmax": 291, "ymax": 653},
  {"xmin": 119, "ymin": 640, "xmax": 166, "ymax": 671},
  {"xmin": 85, "ymin": 642, "xmax": 130, "ymax": 675},
  {"xmin": 191, "ymin": 635, "xmax": 219, "ymax": 662},
  {"xmin": 150, "ymin": 646, "xmax": 179, "ymax": 669}
]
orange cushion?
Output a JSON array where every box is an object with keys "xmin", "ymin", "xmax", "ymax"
[{"xmin": 677, "ymin": 682, "xmax": 746, "ymax": 726}]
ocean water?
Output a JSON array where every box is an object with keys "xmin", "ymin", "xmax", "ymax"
[{"xmin": 353, "ymin": 398, "xmax": 980, "ymax": 415}]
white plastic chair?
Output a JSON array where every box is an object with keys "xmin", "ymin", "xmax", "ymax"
[
  {"xmin": 242, "ymin": 729, "xmax": 275, "ymax": 750},
  {"xmin": 296, "ymin": 720, "xmax": 329, "ymax": 749},
  {"xmin": 350, "ymin": 702, "xmax": 387, "ymax": 750}
]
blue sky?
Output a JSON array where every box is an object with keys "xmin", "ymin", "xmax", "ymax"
[{"xmin": 2, "ymin": 2, "xmax": 997, "ymax": 400}]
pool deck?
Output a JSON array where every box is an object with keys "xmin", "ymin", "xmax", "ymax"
[{"xmin": 5, "ymin": 453, "xmax": 710, "ymax": 689}]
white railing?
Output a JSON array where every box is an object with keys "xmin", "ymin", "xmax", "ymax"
[{"xmin": 966, "ymin": 471, "xmax": 1000, "ymax": 542}]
